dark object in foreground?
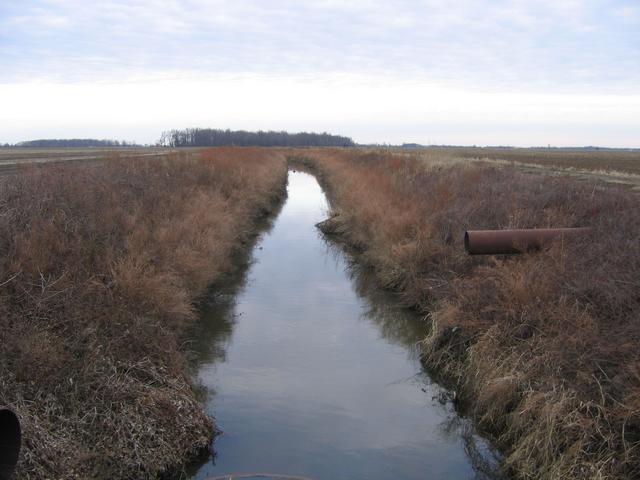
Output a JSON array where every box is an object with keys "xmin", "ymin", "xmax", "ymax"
[
  {"xmin": 0, "ymin": 409, "xmax": 20, "ymax": 480},
  {"xmin": 465, "ymin": 228, "xmax": 589, "ymax": 255}
]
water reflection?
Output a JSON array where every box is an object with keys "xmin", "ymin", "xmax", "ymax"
[
  {"xmin": 343, "ymin": 260, "xmax": 429, "ymax": 358},
  {"xmin": 323, "ymin": 239, "xmax": 502, "ymax": 480},
  {"xmin": 189, "ymin": 171, "xmax": 500, "ymax": 480},
  {"xmin": 187, "ymin": 193, "xmax": 286, "ymax": 370}
]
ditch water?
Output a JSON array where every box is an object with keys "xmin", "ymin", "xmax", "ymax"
[{"xmin": 189, "ymin": 170, "xmax": 500, "ymax": 480}]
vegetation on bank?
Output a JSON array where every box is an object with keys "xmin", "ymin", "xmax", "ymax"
[
  {"xmin": 298, "ymin": 149, "xmax": 640, "ymax": 479},
  {"xmin": 0, "ymin": 148, "xmax": 287, "ymax": 479}
]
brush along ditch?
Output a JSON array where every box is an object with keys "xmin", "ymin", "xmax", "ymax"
[
  {"xmin": 298, "ymin": 149, "xmax": 640, "ymax": 480},
  {"xmin": 0, "ymin": 148, "xmax": 288, "ymax": 479}
]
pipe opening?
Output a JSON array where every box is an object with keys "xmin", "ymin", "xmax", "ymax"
[{"xmin": 0, "ymin": 409, "xmax": 20, "ymax": 480}]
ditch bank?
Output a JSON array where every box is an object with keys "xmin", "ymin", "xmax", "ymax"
[
  {"xmin": 0, "ymin": 148, "xmax": 288, "ymax": 479},
  {"xmin": 292, "ymin": 150, "xmax": 640, "ymax": 480},
  {"xmin": 188, "ymin": 168, "xmax": 500, "ymax": 480}
]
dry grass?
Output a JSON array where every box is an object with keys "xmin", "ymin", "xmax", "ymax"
[
  {"xmin": 0, "ymin": 148, "xmax": 287, "ymax": 479},
  {"xmin": 297, "ymin": 148, "xmax": 640, "ymax": 479},
  {"xmin": 421, "ymin": 147, "xmax": 640, "ymax": 176}
]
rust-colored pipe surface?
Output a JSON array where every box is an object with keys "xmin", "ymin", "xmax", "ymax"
[
  {"xmin": 465, "ymin": 228, "xmax": 589, "ymax": 255},
  {"xmin": 0, "ymin": 408, "xmax": 20, "ymax": 480}
]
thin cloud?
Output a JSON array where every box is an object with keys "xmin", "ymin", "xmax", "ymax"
[
  {"xmin": 0, "ymin": 1, "xmax": 638, "ymax": 146},
  {"xmin": 0, "ymin": 0, "xmax": 638, "ymax": 91}
]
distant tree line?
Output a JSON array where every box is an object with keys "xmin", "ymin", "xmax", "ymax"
[
  {"xmin": 158, "ymin": 128, "xmax": 355, "ymax": 148},
  {"xmin": 12, "ymin": 139, "xmax": 140, "ymax": 148}
]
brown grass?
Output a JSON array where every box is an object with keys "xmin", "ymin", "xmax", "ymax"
[
  {"xmin": 296, "ymin": 148, "xmax": 640, "ymax": 479},
  {"xmin": 0, "ymin": 148, "xmax": 287, "ymax": 479},
  {"xmin": 421, "ymin": 147, "xmax": 640, "ymax": 176}
]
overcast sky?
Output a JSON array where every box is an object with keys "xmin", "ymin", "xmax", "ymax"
[{"xmin": 1, "ymin": 0, "xmax": 639, "ymax": 146}]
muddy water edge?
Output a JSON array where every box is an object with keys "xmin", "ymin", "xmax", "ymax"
[{"xmin": 186, "ymin": 169, "xmax": 501, "ymax": 480}]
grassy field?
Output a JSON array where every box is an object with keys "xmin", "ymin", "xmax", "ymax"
[
  {"xmin": 296, "ymin": 148, "xmax": 640, "ymax": 480},
  {"xmin": 451, "ymin": 147, "xmax": 640, "ymax": 174},
  {"xmin": 405, "ymin": 146, "xmax": 640, "ymax": 173},
  {"xmin": 397, "ymin": 147, "xmax": 640, "ymax": 190},
  {"xmin": 0, "ymin": 148, "xmax": 287, "ymax": 479},
  {"xmin": 0, "ymin": 147, "xmax": 178, "ymax": 175}
]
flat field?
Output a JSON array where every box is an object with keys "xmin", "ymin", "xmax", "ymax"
[
  {"xmin": 0, "ymin": 147, "xmax": 177, "ymax": 175},
  {"xmin": 0, "ymin": 146, "xmax": 170, "ymax": 162},
  {"xmin": 401, "ymin": 146, "xmax": 640, "ymax": 190}
]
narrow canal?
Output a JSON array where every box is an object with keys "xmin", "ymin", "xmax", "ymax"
[{"xmin": 190, "ymin": 170, "xmax": 499, "ymax": 480}]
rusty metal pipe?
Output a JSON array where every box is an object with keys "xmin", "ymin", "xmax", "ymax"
[
  {"xmin": 465, "ymin": 228, "xmax": 590, "ymax": 255},
  {"xmin": 0, "ymin": 408, "xmax": 20, "ymax": 480}
]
